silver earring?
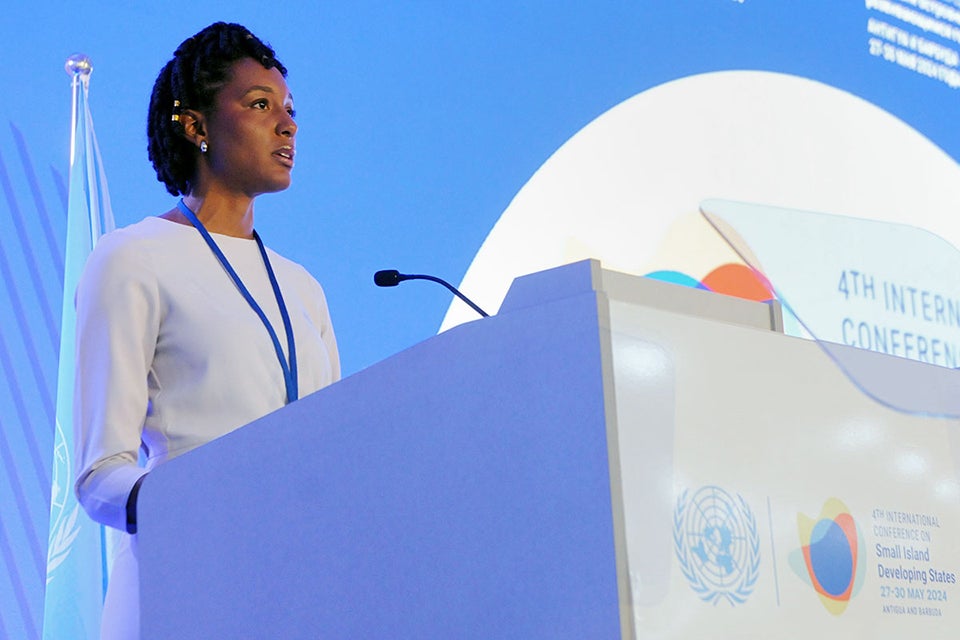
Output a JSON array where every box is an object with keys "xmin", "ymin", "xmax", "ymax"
[{"xmin": 200, "ymin": 140, "xmax": 208, "ymax": 154}]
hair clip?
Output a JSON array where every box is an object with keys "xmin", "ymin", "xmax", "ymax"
[{"xmin": 171, "ymin": 99, "xmax": 181, "ymax": 122}]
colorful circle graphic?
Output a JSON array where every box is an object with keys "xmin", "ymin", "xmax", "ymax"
[
  {"xmin": 789, "ymin": 498, "xmax": 864, "ymax": 614},
  {"xmin": 644, "ymin": 263, "xmax": 774, "ymax": 302}
]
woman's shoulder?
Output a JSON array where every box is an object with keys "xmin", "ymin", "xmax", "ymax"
[
  {"xmin": 82, "ymin": 217, "xmax": 194, "ymax": 283},
  {"xmin": 92, "ymin": 217, "xmax": 201, "ymax": 264},
  {"xmin": 261, "ymin": 244, "xmax": 314, "ymax": 280},
  {"xmin": 98, "ymin": 216, "xmax": 187, "ymax": 249},
  {"xmin": 261, "ymin": 246, "xmax": 330, "ymax": 301}
]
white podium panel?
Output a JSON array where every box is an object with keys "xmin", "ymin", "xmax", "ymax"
[{"xmin": 591, "ymin": 265, "xmax": 960, "ymax": 638}]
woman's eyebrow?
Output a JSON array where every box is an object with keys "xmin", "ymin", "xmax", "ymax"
[
  {"xmin": 242, "ymin": 84, "xmax": 276, "ymax": 96},
  {"xmin": 242, "ymin": 86, "xmax": 294, "ymax": 102}
]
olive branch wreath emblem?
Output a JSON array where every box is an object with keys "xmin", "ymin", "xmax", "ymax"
[
  {"xmin": 46, "ymin": 419, "xmax": 81, "ymax": 583},
  {"xmin": 673, "ymin": 486, "xmax": 761, "ymax": 606}
]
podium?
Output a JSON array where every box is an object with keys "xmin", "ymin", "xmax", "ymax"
[{"xmin": 139, "ymin": 259, "xmax": 960, "ymax": 638}]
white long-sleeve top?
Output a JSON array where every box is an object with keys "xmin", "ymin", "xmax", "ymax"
[{"xmin": 74, "ymin": 216, "xmax": 340, "ymax": 531}]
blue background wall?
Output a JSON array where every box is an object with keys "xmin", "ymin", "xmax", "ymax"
[{"xmin": 2, "ymin": 2, "xmax": 958, "ymax": 637}]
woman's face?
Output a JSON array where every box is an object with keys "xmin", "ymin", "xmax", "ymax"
[{"xmin": 200, "ymin": 57, "xmax": 297, "ymax": 197}]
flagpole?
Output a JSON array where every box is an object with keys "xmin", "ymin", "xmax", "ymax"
[{"xmin": 42, "ymin": 53, "xmax": 115, "ymax": 640}]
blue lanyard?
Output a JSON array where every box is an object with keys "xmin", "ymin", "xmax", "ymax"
[{"xmin": 176, "ymin": 199, "xmax": 298, "ymax": 404}]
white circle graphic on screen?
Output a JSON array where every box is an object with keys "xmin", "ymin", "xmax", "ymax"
[{"xmin": 441, "ymin": 70, "xmax": 960, "ymax": 330}]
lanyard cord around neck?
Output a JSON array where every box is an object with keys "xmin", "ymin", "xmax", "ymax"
[{"xmin": 176, "ymin": 199, "xmax": 298, "ymax": 404}]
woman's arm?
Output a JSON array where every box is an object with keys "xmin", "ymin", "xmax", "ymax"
[{"xmin": 73, "ymin": 231, "xmax": 160, "ymax": 532}]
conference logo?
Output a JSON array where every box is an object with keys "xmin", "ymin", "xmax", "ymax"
[
  {"xmin": 673, "ymin": 485, "xmax": 761, "ymax": 606},
  {"xmin": 789, "ymin": 497, "xmax": 865, "ymax": 614},
  {"xmin": 646, "ymin": 263, "xmax": 774, "ymax": 303}
]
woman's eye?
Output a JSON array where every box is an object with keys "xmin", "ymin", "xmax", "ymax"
[
  {"xmin": 287, "ymin": 108, "xmax": 297, "ymax": 118},
  {"xmin": 252, "ymin": 99, "xmax": 269, "ymax": 109}
]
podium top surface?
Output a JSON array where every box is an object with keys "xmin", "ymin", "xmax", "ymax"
[{"xmin": 498, "ymin": 258, "xmax": 780, "ymax": 331}]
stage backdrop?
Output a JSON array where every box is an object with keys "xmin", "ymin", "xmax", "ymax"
[{"xmin": 1, "ymin": 2, "xmax": 959, "ymax": 638}]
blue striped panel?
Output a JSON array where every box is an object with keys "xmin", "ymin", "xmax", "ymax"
[{"xmin": 0, "ymin": 121, "xmax": 65, "ymax": 640}]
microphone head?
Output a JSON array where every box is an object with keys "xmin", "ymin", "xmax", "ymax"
[{"xmin": 374, "ymin": 269, "xmax": 401, "ymax": 287}]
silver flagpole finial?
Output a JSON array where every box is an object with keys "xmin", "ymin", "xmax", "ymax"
[{"xmin": 65, "ymin": 54, "xmax": 93, "ymax": 77}]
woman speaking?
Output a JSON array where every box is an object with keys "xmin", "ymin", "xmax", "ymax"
[{"xmin": 73, "ymin": 22, "xmax": 340, "ymax": 638}]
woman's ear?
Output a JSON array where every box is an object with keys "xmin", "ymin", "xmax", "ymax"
[{"xmin": 178, "ymin": 109, "xmax": 207, "ymax": 149}]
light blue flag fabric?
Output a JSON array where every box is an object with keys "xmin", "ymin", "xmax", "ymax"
[{"xmin": 42, "ymin": 55, "xmax": 116, "ymax": 640}]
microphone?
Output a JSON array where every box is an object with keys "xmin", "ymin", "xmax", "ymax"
[
  {"xmin": 373, "ymin": 269, "xmax": 404, "ymax": 287},
  {"xmin": 374, "ymin": 269, "xmax": 490, "ymax": 318}
]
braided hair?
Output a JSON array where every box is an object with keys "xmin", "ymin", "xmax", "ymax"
[{"xmin": 147, "ymin": 23, "xmax": 288, "ymax": 196}]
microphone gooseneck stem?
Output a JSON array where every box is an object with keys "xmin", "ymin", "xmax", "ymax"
[
  {"xmin": 407, "ymin": 274, "xmax": 489, "ymax": 318},
  {"xmin": 374, "ymin": 269, "xmax": 490, "ymax": 318}
]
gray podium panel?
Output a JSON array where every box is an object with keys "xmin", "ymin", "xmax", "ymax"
[{"xmin": 139, "ymin": 260, "xmax": 623, "ymax": 639}]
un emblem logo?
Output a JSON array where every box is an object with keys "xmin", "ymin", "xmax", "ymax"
[
  {"xmin": 673, "ymin": 485, "xmax": 761, "ymax": 606},
  {"xmin": 46, "ymin": 418, "xmax": 81, "ymax": 582}
]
